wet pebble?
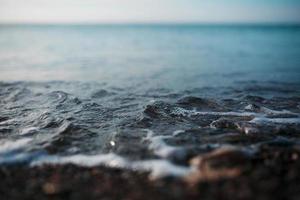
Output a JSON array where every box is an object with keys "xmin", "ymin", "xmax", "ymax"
[{"xmin": 187, "ymin": 147, "xmax": 252, "ymax": 182}]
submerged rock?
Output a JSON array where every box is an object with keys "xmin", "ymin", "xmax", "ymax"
[{"xmin": 187, "ymin": 147, "xmax": 252, "ymax": 182}]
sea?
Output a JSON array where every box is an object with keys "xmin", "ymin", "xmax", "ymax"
[{"xmin": 0, "ymin": 24, "xmax": 300, "ymax": 177}]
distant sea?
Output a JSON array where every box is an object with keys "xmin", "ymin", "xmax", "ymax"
[{"xmin": 0, "ymin": 24, "xmax": 299, "ymax": 88}]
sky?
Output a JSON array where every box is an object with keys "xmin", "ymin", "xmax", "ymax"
[{"xmin": 0, "ymin": 0, "xmax": 300, "ymax": 24}]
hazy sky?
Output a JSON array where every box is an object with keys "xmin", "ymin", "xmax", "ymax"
[{"xmin": 1, "ymin": 0, "xmax": 300, "ymax": 24}]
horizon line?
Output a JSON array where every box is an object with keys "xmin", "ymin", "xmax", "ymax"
[{"xmin": 1, "ymin": 21, "xmax": 300, "ymax": 26}]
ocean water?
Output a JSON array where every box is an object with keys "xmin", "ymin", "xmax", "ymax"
[{"xmin": 0, "ymin": 25, "xmax": 300, "ymax": 177}]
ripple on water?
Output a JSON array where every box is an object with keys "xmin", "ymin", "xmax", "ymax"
[{"xmin": 0, "ymin": 82, "xmax": 300, "ymax": 178}]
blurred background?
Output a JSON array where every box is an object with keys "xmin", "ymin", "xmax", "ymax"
[
  {"xmin": 0, "ymin": 0, "xmax": 299, "ymax": 89},
  {"xmin": 1, "ymin": 0, "xmax": 300, "ymax": 24}
]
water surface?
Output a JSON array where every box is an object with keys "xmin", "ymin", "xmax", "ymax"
[{"xmin": 0, "ymin": 25, "xmax": 300, "ymax": 176}]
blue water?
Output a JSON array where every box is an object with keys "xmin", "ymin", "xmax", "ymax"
[
  {"xmin": 0, "ymin": 25, "xmax": 300, "ymax": 89},
  {"xmin": 0, "ymin": 25, "xmax": 300, "ymax": 172}
]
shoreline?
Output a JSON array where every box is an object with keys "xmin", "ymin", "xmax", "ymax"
[{"xmin": 1, "ymin": 145, "xmax": 300, "ymax": 200}]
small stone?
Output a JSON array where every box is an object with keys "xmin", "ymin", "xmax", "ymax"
[
  {"xmin": 186, "ymin": 147, "xmax": 251, "ymax": 183},
  {"xmin": 292, "ymin": 153, "xmax": 299, "ymax": 160},
  {"xmin": 43, "ymin": 183, "xmax": 59, "ymax": 195}
]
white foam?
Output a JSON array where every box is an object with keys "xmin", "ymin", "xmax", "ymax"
[
  {"xmin": 149, "ymin": 99, "xmax": 156, "ymax": 104},
  {"xmin": 173, "ymin": 130, "xmax": 184, "ymax": 136},
  {"xmin": 20, "ymin": 127, "xmax": 39, "ymax": 136},
  {"xmin": 110, "ymin": 140, "xmax": 116, "ymax": 147},
  {"xmin": 244, "ymin": 104, "xmax": 257, "ymax": 111},
  {"xmin": 0, "ymin": 138, "xmax": 32, "ymax": 154},
  {"xmin": 144, "ymin": 129, "xmax": 178, "ymax": 158},
  {"xmin": 260, "ymin": 107, "xmax": 294, "ymax": 115},
  {"xmin": 173, "ymin": 106, "xmax": 299, "ymax": 117},
  {"xmin": 133, "ymin": 160, "xmax": 191, "ymax": 178},
  {"xmin": 243, "ymin": 126, "xmax": 259, "ymax": 135},
  {"xmin": 30, "ymin": 153, "xmax": 192, "ymax": 178},
  {"xmin": 0, "ymin": 119, "xmax": 16, "ymax": 125},
  {"xmin": 31, "ymin": 153, "xmax": 128, "ymax": 168},
  {"xmin": 172, "ymin": 107, "xmax": 300, "ymax": 126},
  {"xmin": 172, "ymin": 107, "xmax": 257, "ymax": 118},
  {"xmin": 251, "ymin": 117, "xmax": 300, "ymax": 124},
  {"xmin": 29, "ymin": 129, "xmax": 193, "ymax": 178}
]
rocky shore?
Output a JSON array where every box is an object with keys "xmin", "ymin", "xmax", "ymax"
[{"xmin": 1, "ymin": 144, "xmax": 300, "ymax": 200}]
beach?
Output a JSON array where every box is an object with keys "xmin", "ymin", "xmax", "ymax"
[{"xmin": 1, "ymin": 25, "xmax": 300, "ymax": 199}]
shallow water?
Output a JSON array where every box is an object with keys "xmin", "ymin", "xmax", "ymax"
[{"xmin": 0, "ymin": 25, "xmax": 300, "ymax": 177}]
